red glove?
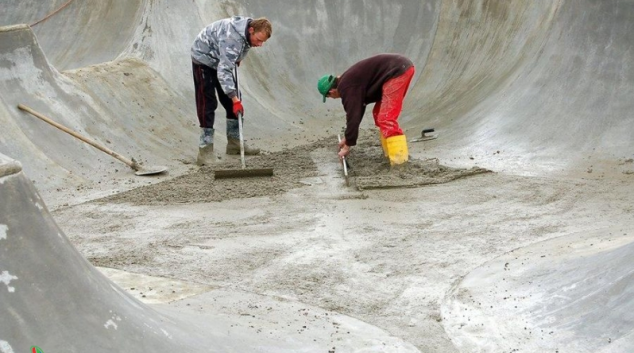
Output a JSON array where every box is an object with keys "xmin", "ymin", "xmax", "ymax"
[{"xmin": 233, "ymin": 100, "xmax": 244, "ymax": 117}]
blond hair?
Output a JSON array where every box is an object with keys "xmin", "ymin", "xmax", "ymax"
[{"xmin": 250, "ymin": 17, "xmax": 272, "ymax": 38}]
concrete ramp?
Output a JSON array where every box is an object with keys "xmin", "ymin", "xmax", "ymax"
[
  {"xmin": 2, "ymin": 0, "xmax": 633, "ymax": 201},
  {"xmin": 0, "ymin": 24, "xmax": 193, "ymax": 200},
  {"xmin": 442, "ymin": 228, "xmax": 634, "ymax": 352},
  {"xmin": 412, "ymin": 0, "xmax": 634, "ymax": 176},
  {"xmin": 1, "ymin": 0, "xmax": 144, "ymax": 71},
  {"xmin": 0, "ymin": 154, "xmax": 214, "ymax": 352}
]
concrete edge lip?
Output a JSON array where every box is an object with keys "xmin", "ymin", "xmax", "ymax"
[
  {"xmin": 0, "ymin": 24, "xmax": 30, "ymax": 33},
  {"xmin": 0, "ymin": 155, "xmax": 22, "ymax": 178}
]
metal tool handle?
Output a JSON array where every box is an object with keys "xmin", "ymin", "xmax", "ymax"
[
  {"xmin": 337, "ymin": 134, "xmax": 348, "ymax": 177},
  {"xmin": 234, "ymin": 67, "xmax": 246, "ymax": 170},
  {"xmin": 238, "ymin": 112, "xmax": 246, "ymax": 169}
]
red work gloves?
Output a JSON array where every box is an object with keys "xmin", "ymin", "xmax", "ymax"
[{"xmin": 233, "ymin": 100, "xmax": 244, "ymax": 117}]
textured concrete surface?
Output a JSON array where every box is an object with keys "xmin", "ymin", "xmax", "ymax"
[
  {"xmin": 443, "ymin": 226, "xmax": 634, "ymax": 352},
  {"xmin": 1, "ymin": 0, "xmax": 634, "ymax": 352},
  {"xmin": 0, "ymin": 153, "xmax": 420, "ymax": 353}
]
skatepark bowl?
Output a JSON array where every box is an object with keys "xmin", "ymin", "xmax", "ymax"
[{"xmin": 2, "ymin": 1, "xmax": 634, "ymax": 352}]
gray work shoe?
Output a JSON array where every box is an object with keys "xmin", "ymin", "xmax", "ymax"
[
  {"xmin": 196, "ymin": 144, "xmax": 215, "ymax": 166},
  {"xmin": 226, "ymin": 138, "xmax": 260, "ymax": 155}
]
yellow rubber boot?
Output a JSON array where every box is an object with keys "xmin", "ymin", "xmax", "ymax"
[
  {"xmin": 386, "ymin": 135, "xmax": 409, "ymax": 166},
  {"xmin": 379, "ymin": 131, "xmax": 388, "ymax": 157}
]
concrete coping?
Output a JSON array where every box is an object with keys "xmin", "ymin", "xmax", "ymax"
[
  {"xmin": 0, "ymin": 24, "xmax": 30, "ymax": 33},
  {"xmin": 0, "ymin": 154, "xmax": 23, "ymax": 177}
]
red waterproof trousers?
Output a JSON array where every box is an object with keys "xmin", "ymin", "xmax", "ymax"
[{"xmin": 372, "ymin": 66, "xmax": 415, "ymax": 138}]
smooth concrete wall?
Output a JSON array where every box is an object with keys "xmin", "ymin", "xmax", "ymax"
[
  {"xmin": 1, "ymin": 0, "xmax": 633, "ymax": 196},
  {"xmin": 0, "ymin": 0, "xmax": 144, "ymax": 70}
]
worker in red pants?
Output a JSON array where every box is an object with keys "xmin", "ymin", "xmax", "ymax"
[{"xmin": 318, "ymin": 53, "xmax": 415, "ymax": 165}]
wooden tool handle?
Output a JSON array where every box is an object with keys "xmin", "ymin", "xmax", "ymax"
[{"xmin": 17, "ymin": 104, "xmax": 137, "ymax": 169}]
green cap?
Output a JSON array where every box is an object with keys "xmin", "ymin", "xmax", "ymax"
[{"xmin": 317, "ymin": 74, "xmax": 336, "ymax": 102}]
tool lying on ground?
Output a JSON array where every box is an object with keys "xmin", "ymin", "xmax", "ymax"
[
  {"xmin": 213, "ymin": 68, "xmax": 274, "ymax": 179},
  {"xmin": 17, "ymin": 104, "xmax": 168, "ymax": 176},
  {"xmin": 409, "ymin": 128, "xmax": 438, "ymax": 142},
  {"xmin": 337, "ymin": 134, "xmax": 350, "ymax": 186}
]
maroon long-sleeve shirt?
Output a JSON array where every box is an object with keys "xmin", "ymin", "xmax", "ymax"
[{"xmin": 338, "ymin": 54, "xmax": 413, "ymax": 146}]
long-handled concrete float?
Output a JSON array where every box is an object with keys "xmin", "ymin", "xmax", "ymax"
[{"xmin": 213, "ymin": 68, "xmax": 273, "ymax": 179}]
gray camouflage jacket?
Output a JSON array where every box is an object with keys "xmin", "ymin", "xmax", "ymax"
[{"xmin": 191, "ymin": 16, "xmax": 252, "ymax": 99}]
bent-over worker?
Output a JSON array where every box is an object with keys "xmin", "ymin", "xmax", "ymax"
[{"xmin": 317, "ymin": 53, "xmax": 415, "ymax": 165}]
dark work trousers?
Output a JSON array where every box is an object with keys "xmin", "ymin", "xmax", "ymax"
[{"xmin": 192, "ymin": 61, "xmax": 237, "ymax": 129}]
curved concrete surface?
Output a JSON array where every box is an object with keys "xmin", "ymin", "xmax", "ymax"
[
  {"xmin": 1, "ymin": 0, "xmax": 144, "ymax": 71},
  {"xmin": 1, "ymin": 0, "xmax": 634, "ymax": 352},
  {"xmin": 2, "ymin": 0, "xmax": 631, "ymax": 201},
  {"xmin": 0, "ymin": 155, "xmax": 212, "ymax": 352},
  {"xmin": 442, "ymin": 227, "xmax": 634, "ymax": 352},
  {"xmin": 0, "ymin": 153, "xmax": 420, "ymax": 352}
]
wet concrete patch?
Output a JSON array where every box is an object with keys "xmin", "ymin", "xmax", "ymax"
[
  {"xmin": 100, "ymin": 141, "xmax": 325, "ymax": 205},
  {"xmin": 346, "ymin": 134, "xmax": 493, "ymax": 190},
  {"xmin": 99, "ymin": 130, "xmax": 492, "ymax": 205}
]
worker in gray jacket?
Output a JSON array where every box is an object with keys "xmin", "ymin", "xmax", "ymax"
[{"xmin": 191, "ymin": 16, "xmax": 272, "ymax": 166}]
